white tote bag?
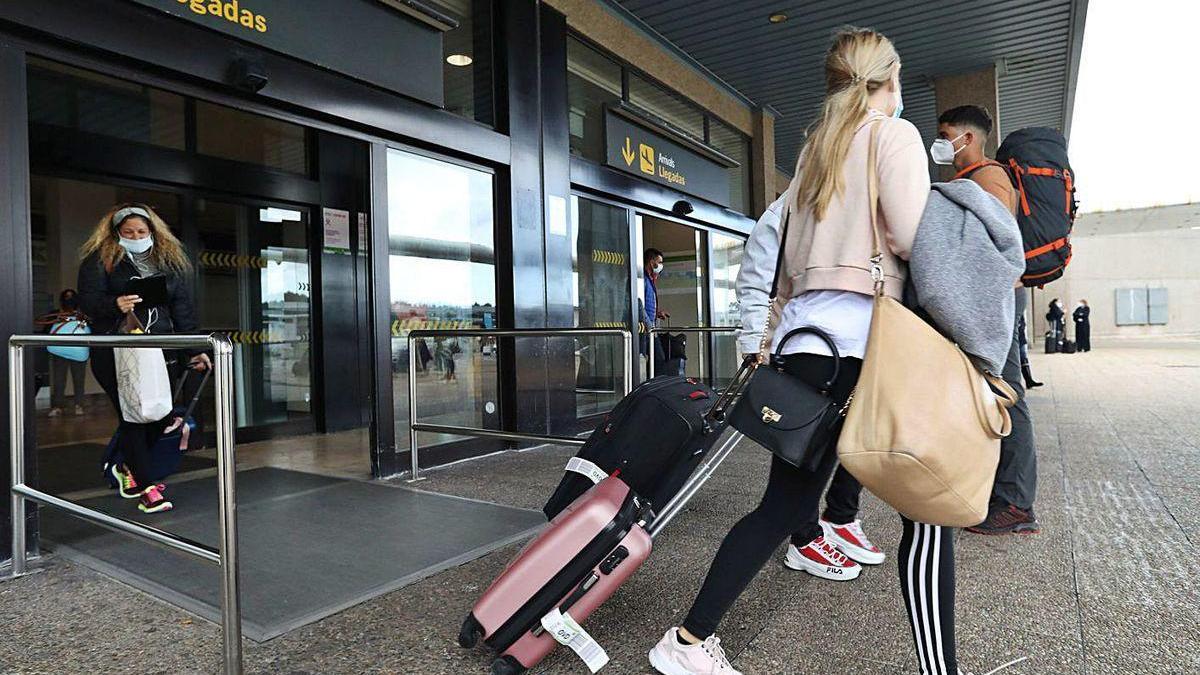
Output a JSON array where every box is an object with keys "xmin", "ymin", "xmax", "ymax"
[{"xmin": 115, "ymin": 309, "xmax": 173, "ymax": 424}]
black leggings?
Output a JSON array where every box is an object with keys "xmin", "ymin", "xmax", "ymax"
[
  {"xmin": 90, "ymin": 347, "xmax": 180, "ymax": 487},
  {"xmin": 681, "ymin": 354, "xmax": 958, "ymax": 674}
]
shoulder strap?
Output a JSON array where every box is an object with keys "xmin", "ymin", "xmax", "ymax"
[
  {"xmin": 866, "ymin": 120, "xmax": 884, "ymax": 294},
  {"xmin": 769, "ymin": 207, "xmax": 790, "ymax": 300},
  {"xmin": 953, "ymin": 159, "xmax": 1003, "ymax": 181}
]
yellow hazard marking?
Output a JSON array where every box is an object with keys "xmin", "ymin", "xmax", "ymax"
[
  {"xmin": 591, "ymin": 249, "xmax": 626, "ymax": 266},
  {"xmin": 224, "ymin": 330, "xmax": 310, "ymax": 345},
  {"xmin": 390, "ymin": 318, "xmax": 477, "ymax": 337},
  {"xmin": 199, "ymin": 251, "xmax": 270, "ymax": 270}
]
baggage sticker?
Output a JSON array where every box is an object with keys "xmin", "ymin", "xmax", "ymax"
[
  {"xmin": 540, "ymin": 609, "xmax": 610, "ymax": 673},
  {"xmin": 565, "ymin": 457, "xmax": 609, "ymax": 485}
]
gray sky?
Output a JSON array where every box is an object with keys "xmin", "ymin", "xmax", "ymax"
[{"xmin": 1069, "ymin": 0, "xmax": 1198, "ymax": 213}]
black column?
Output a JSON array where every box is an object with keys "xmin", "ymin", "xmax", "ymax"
[
  {"xmin": 539, "ymin": 6, "xmax": 578, "ymax": 436},
  {"xmin": 494, "ymin": 0, "xmax": 549, "ymax": 436},
  {"xmin": 0, "ymin": 43, "xmax": 36, "ymax": 564},
  {"xmin": 368, "ymin": 142, "xmax": 397, "ymax": 477}
]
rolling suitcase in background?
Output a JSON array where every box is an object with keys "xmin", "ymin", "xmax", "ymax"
[
  {"xmin": 542, "ymin": 375, "xmax": 723, "ymax": 520},
  {"xmin": 1044, "ymin": 332, "xmax": 1059, "ymax": 354},
  {"xmin": 103, "ymin": 364, "xmax": 210, "ymax": 488},
  {"xmin": 1062, "ymin": 339, "xmax": 1077, "ymax": 354},
  {"xmin": 459, "ymin": 430, "xmax": 743, "ymax": 675}
]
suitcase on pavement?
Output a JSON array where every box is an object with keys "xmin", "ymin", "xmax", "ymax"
[
  {"xmin": 542, "ymin": 376, "xmax": 723, "ymax": 520},
  {"xmin": 1044, "ymin": 334, "xmax": 1058, "ymax": 354},
  {"xmin": 459, "ymin": 431, "xmax": 742, "ymax": 675}
]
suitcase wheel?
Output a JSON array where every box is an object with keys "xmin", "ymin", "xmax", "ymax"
[
  {"xmin": 458, "ymin": 613, "xmax": 484, "ymax": 649},
  {"xmin": 491, "ymin": 655, "xmax": 525, "ymax": 675}
]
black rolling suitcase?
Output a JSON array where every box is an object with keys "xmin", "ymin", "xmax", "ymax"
[
  {"xmin": 543, "ymin": 376, "xmax": 725, "ymax": 519},
  {"xmin": 1062, "ymin": 339, "xmax": 1077, "ymax": 354},
  {"xmin": 1044, "ymin": 333, "xmax": 1059, "ymax": 354}
]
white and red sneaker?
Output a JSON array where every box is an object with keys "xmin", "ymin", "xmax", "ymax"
[
  {"xmin": 820, "ymin": 518, "xmax": 886, "ymax": 565},
  {"xmin": 784, "ymin": 535, "xmax": 861, "ymax": 581}
]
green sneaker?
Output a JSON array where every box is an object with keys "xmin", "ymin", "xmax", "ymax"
[
  {"xmin": 137, "ymin": 485, "xmax": 173, "ymax": 514},
  {"xmin": 111, "ymin": 464, "xmax": 140, "ymax": 499}
]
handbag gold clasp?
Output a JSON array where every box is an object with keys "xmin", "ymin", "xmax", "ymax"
[{"xmin": 761, "ymin": 406, "xmax": 782, "ymax": 424}]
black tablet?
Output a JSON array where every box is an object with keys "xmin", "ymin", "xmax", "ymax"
[{"xmin": 127, "ymin": 274, "xmax": 169, "ymax": 307}]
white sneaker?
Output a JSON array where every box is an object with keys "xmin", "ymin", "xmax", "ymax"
[
  {"xmin": 784, "ymin": 535, "xmax": 862, "ymax": 581},
  {"xmin": 648, "ymin": 628, "xmax": 742, "ymax": 675},
  {"xmin": 820, "ymin": 518, "xmax": 886, "ymax": 565},
  {"xmin": 47, "ymin": 408, "xmax": 62, "ymax": 418}
]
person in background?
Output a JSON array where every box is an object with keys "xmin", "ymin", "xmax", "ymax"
[
  {"xmin": 1073, "ymin": 299, "xmax": 1091, "ymax": 352},
  {"xmin": 40, "ymin": 289, "xmax": 89, "ymax": 417},
  {"xmin": 1047, "ymin": 299, "xmax": 1065, "ymax": 345},
  {"xmin": 932, "ymin": 105, "xmax": 1042, "ymax": 536},
  {"xmin": 77, "ymin": 203, "xmax": 208, "ymax": 514},
  {"xmin": 1017, "ymin": 313, "xmax": 1043, "ymax": 388},
  {"xmin": 641, "ymin": 248, "xmax": 670, "ymax": 371}
]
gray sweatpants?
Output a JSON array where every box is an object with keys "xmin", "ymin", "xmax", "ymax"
[{"xmin": 994, "ymin": 289, "xmax": 1038, "ymax": 511}]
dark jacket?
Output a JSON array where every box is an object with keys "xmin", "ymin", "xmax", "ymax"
[
  {"xmin": 77, "ymin": 252, "xmax": 198, "ymax": 338},
  {"xmin": 1073, "ymin": 305, "xmax": 1090, "ymax": 325}
]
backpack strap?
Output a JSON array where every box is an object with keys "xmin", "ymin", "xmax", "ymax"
[{"xmin": 953, "ymin": 159, "xmax": 1004, "ymax": 181}]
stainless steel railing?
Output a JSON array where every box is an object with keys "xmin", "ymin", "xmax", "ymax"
[
  {"xmin": 405, "ymin": 328, "xmax": 633, "ymax": 481},
  {"xmin": 8, "ymin": 333, "xmax": 242, "ymax": 674},
  {"xmin": 646, "ymin": 325, "xmax": 740, "ymax": 379}
]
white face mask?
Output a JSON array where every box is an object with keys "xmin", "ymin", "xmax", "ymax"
[
  {"xmin": 929, "ymin": 132, "xmax": 967, "ymax": 165},
  {"xmin": 119, "ymin": 235, "xmax": 154, "ymax": 254},
  {"xmin": 652, "ymin": 263, "xmax": 663, "ymax": 275}
]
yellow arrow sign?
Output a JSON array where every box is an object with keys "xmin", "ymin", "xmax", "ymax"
[{"xmin": 621, "ymin": 137, "xmax": 635, "ymax": 166}]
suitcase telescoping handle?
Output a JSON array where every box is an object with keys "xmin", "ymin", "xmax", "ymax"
[
  {"xmin": 705, "ymin": 355, "xmax": 756, "ymax": 425},
  {"xmin": 646, "ymin": 430, "xmax": 742, "ymax": 539},
  {"xmin": 172, "ymin": 363, "xmax": 212, "ymax": 420}
]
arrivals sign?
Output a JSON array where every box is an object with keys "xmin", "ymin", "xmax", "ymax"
[
  {"xmin": 604, "ymin": 109, "xmax": 733, "ymax": 207},
  {"xmin": 126, "ymin": 0, "xmax": 444, "ymax": 106}
]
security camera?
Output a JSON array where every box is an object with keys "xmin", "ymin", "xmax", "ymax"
[
  {"xmin": 672, "ymin": 200, "xmax": 694, "ymax": 217},
  {"xmin": 230, "ymin": 58, "xmax": 269, "ymax": 93}
]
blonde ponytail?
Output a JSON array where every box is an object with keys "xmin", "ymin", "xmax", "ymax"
[{"xmin": 794, "ymin": 27, "xmax": 900, "ymax": 222}]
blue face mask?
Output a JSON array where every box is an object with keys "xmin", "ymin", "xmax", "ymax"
[
  {"xmin": 892, "ymin": 84, "xmax": 904, "ymax": 119},
  {"xmin": 119, "ymin": 235, "xmax": 154, "ymax": 254}
]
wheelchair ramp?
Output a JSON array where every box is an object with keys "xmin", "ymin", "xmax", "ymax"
[{"xmin": 41, "ymin": 467, "xmax": 544, "ymax": 642}]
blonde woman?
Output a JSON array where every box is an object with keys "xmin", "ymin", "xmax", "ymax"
[
  {"xmin": 648, "ymin": 29, "xmax": 963, "ymax": 675},
  {"xmin": 77, "ymin": 203, "xmax": 209, "ymax": 514}
]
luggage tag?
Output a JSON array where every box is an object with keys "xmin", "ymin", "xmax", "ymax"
[
  {"xmin": 540, "ymin": 608, "xmax": 610, "ymax": 673},
  {"xmin": 565, "ymin": 457, "xmax": 609, "ymax": 485}
]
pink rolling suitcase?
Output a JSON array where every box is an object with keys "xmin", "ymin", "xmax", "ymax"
[{"xmin": 458, "ymin": 431, "xmax": 742, "ymax": 675}]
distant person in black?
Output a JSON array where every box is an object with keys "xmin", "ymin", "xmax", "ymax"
[
  {"xmin": 1046, "ymin": 299, "xmax": 1065, "ymax": 345},
  {"xmin": 77, "ymin": 203, "xmax": 207, "ymax": 515},
  {"xmin": 1073, "ymin": 300, "xmax": 1091, "ymax": 352}
]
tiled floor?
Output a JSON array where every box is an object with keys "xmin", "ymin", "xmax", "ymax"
[{"xmin": 2, "ymin": 341, "xmax": 1198, "ymax": 674}]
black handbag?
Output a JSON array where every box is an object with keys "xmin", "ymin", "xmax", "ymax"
[{"xmin": 721, "ymin": 327, "xmax": 847, "ymax": 471}]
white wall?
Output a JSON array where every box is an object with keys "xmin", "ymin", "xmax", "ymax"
[{"xmin": 1032, "ymin": 228, "xmax": 1200, "ymax": 339}]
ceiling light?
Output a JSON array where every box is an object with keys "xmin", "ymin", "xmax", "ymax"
[
  {"xmin": 768, "ymin": 12, "xmax": 788, "ymax": 23},
  {"xmin": 446, "ymin": 54, "xmax": 473, "ymax": 67}
]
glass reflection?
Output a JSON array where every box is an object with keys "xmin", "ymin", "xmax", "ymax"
[
  {"xmin": 387, "ymin": 149, "xmax": 498, "ymax": 452},
  {"xmin": 571, "ymin": 196, "xmax": 631, "ymax": 417},
  {"xmin": 710, "ymin": 232, "xmax": 745, "ymax": 387}
]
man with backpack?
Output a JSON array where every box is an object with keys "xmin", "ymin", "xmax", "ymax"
[{"xmin": 931, "ymin": 105, "xmax": 1041, "ymax": 535}]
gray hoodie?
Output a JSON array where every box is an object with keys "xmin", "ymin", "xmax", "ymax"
[{"xmin": 907, "ymin": 180, "xmax": 1025, "ymax": 374}]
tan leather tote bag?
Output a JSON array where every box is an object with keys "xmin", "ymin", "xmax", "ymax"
[{"xmin": 837, "ymin": 121, "xmax": 1019, "ymax": 528}]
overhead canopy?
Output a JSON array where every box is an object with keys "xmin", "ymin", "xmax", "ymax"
[{"xmin": 610, "ymin": 0, "xmax": 1088, "ymax": 172}]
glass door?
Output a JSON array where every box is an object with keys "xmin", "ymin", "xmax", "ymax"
[
  {"xmin": 193, "ymin": 198, "xmax": 314, "ymax": 430},
  {"xmin": 637, "ymin": 213, "xmax": 706, "ymax": 380}
]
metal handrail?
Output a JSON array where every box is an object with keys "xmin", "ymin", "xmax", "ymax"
[
  {"xmin": 405, "ymin": 328, "xmax": 633, "ymax": 481},
  {"xmin": 8, "ymin": 333, "xmax": 242, "ymax": 674},
  {"xmin": 646, "ymin": 325, "xmax": 740, "ymax": 379}
]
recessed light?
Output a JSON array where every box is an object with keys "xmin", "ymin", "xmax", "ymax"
[
  {"xmin": 446, "ymin": 54, "xmax": 473, "ymax": 67},
  {"xmin": 768, "ymin": 12, "xmax": 788, "ymax": 23}
]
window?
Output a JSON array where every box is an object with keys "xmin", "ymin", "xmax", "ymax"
[
  {"xmin": 710, "ymin": 231, "xmax": 745, "ymax": 387},
  {"xmin": 195, "ymin": 101, "xmax": 308, "ymax": 174},
  {"xmin": 708, "ymin": 118, "xmax": 752, "ymax": 216},
  {"xmin": 627, "ymin": 74, "xmax": 705, "ymax": 143},
  {"xmin": 567, "ymin": 36, "xmax": 622, "ymax": 162},
  {"xmin": 387, "ymin": 149, "xmax": 498, "ymax": 451},
  {"xmin": 1115, "ymin": 288, "xmax": 1168, "ymax": 326},
  {"xmin": 438, "ymin": 0, "xmax": 494, "ymax": 126},
  {"xmin": 27, "ymin": 57, "xmax": 185, "ymax": 150}
]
